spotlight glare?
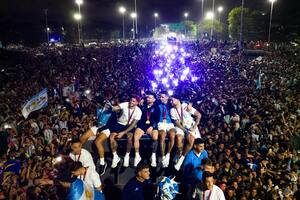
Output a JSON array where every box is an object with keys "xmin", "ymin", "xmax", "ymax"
[
  {"xmin": 162, "ymin": 78, "xmax": 168, "ymax": 84},
  {"xmin": 168, "ymin": 90, "xmax": 174, "ymax": 96}
]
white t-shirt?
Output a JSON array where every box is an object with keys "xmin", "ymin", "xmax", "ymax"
[
  {"xmin": 69, "ymin": 148, "xmax": 96, "ymax": 170},
  {"xmin": 117, "ymin": 102, "xmax": 142, "ymax": 126},
  {"xmin": 79, "ymin": 167, "xmax": 102, "ymax": 189},
  {"xmin": 170, "ymin": 103, "xmax": 197, "ymax": 129},
  {"xmin": 194, "ymin": 185, "xmax": 225, "ymax": 200}
]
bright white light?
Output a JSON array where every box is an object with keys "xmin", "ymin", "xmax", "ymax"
[
  {"xmin": 205, "ymin": 11, "xmax": 215, "ymax": 20},
  {"xmin": 130, "ymin": 12, "xmax": 137, "ymax": 19},
  {"xmin": 184, "ymin": 12, "xmax": 189, "ymax": 18},
  {"xmin": 183, "ymin": 67, "xmax": 190, "ymax": 75},
  {"xmin": 192, "ymin": 77, "xmax": 198, "ymax": 82},
  {"xmin": 4, "ymin": 124, "xmax": 12, "ymax": 129},
  {"xmin": 152, "ymin": 82, "xmax": 158, "ymax": 88},
  {"xmin": 162, "ymin": 78, "xmax": 168, "ymax": 84},
  {"xmin": 168, "ymin": 90, "xmax": 174, "ymax": 96},
  {"xmin": 269, "ymin": 0, "xmax": 276, "ymax": 3},
  {"xmin": 172, "ymin": 79, "xmax": 178, "ymax": 86},
  {"xmin": 180, "ymin": 75, "xmax": 186, "ymax": 81},
  {"xmin": 47, "ymin": 27, "xmax": 50, "ymax": 31},
  {"xmin": 119, "ymin": 6, "xmax": 126, "ymax": 14},
  {"xmin": 217, "ymin": 6, "xmax": 224, "ymax": 13},
  {"xmin": 154, "ymin": 13, "xmax": 158, "ymax": 18},
  {"xmin": 74, "ymin": 13, "xmax": 82, "ymax": 20},
  {"xmin": 55, "ymin": 156, "xmax": 63, "ymax": 163},
  {"xmin": 166, "ymin": 44, "xmax": 172, "ymax": 52},
  {"xmin": 85, "ymin": 89, "xmax": 91, "ymax": 94},
  {"xmin": 75, "ymin": 0, "xmax": 83, "ymax": 5}
]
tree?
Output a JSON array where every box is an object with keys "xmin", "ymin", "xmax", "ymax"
[
  {"xmin": 228, "ymin": 7, "xmax": 266, "ymax": 41},
  {"xmin": 153, "ymin": 26, "xmax": 168, "ymax": 39},
  {"xmin": 198, "ymin": 19, "xmax": 227, "ymax": 40}
]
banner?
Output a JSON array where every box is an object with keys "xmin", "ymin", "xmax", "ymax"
[{"xmin": 21, "ymin": 89, "xmax": 48, "ymax": 119}]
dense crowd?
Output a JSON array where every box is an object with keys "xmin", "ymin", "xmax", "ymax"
[{"xmin": 0, "ymin": 40, "xmax": 299, "ymax": 200}]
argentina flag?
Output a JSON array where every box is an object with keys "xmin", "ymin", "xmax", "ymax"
[
  {"xmin": 68, "ymin": 179, "xmax": 105, "ymax": 200},
  {"xmin": 21, "ymin": 88, "xmax": 48, "ymax": 119}
]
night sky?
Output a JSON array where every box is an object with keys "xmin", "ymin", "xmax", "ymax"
[{"xmin": 0, "ymin": 0, "xmax": 299, "ymax": 43}]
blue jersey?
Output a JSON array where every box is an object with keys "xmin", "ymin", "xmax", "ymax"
[
  {"xmin": 158, "ymin": 103, "xmax": 172, "ymax": 123},
  {"xmin": 182, "ymin": 150, "xmax": 208, "ymax": 185}
]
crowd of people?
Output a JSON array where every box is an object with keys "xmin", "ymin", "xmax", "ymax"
[{"xmin": 0, "ymin": 39, "xmax": 299, "ymax": 200}]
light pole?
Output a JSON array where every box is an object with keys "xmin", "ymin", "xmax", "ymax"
[
  {"xmin": 184, "ymin": 12, "xmax": 188, "ymax": 36},
  {"xmin": 44, "ymin": 9, "xmax": 49, "ymax": 44},
  {"xmin": 119, "ymin": 6, "xmax": 126, "ymax": 40},
  {"xmin": 75, "ymin": 0, "xmax": 83, "ymax": 43},
  {"xmin": 211, "ymin": 0, "xmax": 215, "ymax": 40},
  {"xmin": 205, "ymin": 11, "xmax": 215, "ymax": 40},
  {"xmin": 74, "ymin": 13, "xmax": 82, "ymax": 44},
  {"xmin": 154, "ymin": 12, "xmax": 158, "ymax": 28},
  {"xmin": 201, "ymin": 0, "xmax": 204, "ymax": 20},
  {"xmin": 240, "ymin": 0, "xmax": 244, "ymax": 51},
  {"xmin": 268, "ymin": 0, "xmax": 276, "ymax": 44},
  {"xmin": 217, "ymin": 6, "xmax": 223, "ymax": 21},
  {"xmin": 134, "ymin": 0, "xmax": 138, "ymax": 37},
  {"xmin": 130, "ymin": 12, "xmax": 137, "ymax": 39}
]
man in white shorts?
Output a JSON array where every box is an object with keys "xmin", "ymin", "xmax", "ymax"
[
  {"xmin": 170, "ymin": 94, "xmax": 202, "ymax": 171},
  {"xmin": 95, "ymin": 95, "xmax": 142, "ymax": 175},
  {"xmin": 157, "ymin": 91, "xmax": 176, "ymax": 168}
]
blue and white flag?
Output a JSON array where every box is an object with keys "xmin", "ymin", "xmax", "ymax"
[
  {"xmin": 68, "ymin": 179, "xmax": 105, "ymax": 200},
  {"xmin": 157, "ymin": 176, "xmax": 179, "ymax": 200},
  {"xmin": 256, "ymin": 70, "xmax": 262, "ymax": 90},
  {"xmin": 21, "ymin": 89, "xmax": 48, "ymax": 119}
]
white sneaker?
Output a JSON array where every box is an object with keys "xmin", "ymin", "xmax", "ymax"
[
  {"xmin": 123, "ymin": 155, "xmax": 130, "ymax": 167},
  {"xmin": 174, "ymin": 156, "xmax": 184, "ymax": 171},
  {"xmin": 150, "ymin": 154, "xmax": 157, "ymax": 167},
  {"xmin": 111, "ymin": 155, "xmax": 120, "ymax": 168},
  {"xmin": 162, "ymin": 154, "xmax": 170, "ymax": 168},
  {"xmin": 134, "ymin": 155, "xmax": 142, "ymax": 167}
]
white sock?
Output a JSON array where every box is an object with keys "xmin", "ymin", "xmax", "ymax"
[
  {"xmin": 166, "ymin": 153, "xmax": 170, "ymax": 158},
  {"xmin": 100, "ymin": 158, "xmax": 105, "ymax": 165},
  {"xmin": 125, "ymin": 152, "xmax": 130, "ymax": 157},
  {"xmin": 113, "ymin": 152, "xmax": 118, "ymax": 157},
  {"xmin": 135, "ymin": 152, "xmax": 140, "ymax": 158},
  {"xmin": 152, "ymin": 153, "xmax": 156, "ymax": 157},
  {"xmin": 178, "ymin": 155, "xmax": 185, "ymax": 163}
]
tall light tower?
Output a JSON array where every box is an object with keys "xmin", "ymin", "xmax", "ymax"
[
  {"xmin": 217, "ymin": 6, "xmax": 223, "ymax": 21},
  {"xmin": 154, "ymin": 12, "xmax": 159, "ymax": 28},
  {"xmin": 211, "ymin": 0, "xmax": 215, "ymax": 40},
  {"xmin": 268, "ymin": 0, "xmax": 277, "ymax": 44},
  {"xmin": 205, "ymin": 11, "xmax": 215, "ymax": 40},
  {"xmin": 130, "ymin": 12, "xmax": 137, "ymax": 39},
  {"xmin": 201, "ymin": 0, "xmax": 204, "ymax": 20},
  {"xmin": 75, "ymin": 0, "xmax": 83, "ymax": 43},
  {"xmin": 119, "ymin": 6, "xmax": 126, "ymax": 40},
  {"xmin": 134, "ymin": 0, "xmax": 138, "ymax": 37},
  {"xmin": 74, "ymin": 13, "xmax": 82, "ymax": 44},
  {"xmin": 184, "ymin": 12, "xmax": 189, "ymax": 36}
]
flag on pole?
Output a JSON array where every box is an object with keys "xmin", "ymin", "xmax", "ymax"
[
  {"xmin": 256, "ymin": 70, "xmax": 262, "ymax": 90},
  {"xmin": 21, "ymin": 89, "xmax": 48, "ymax": 119}
]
